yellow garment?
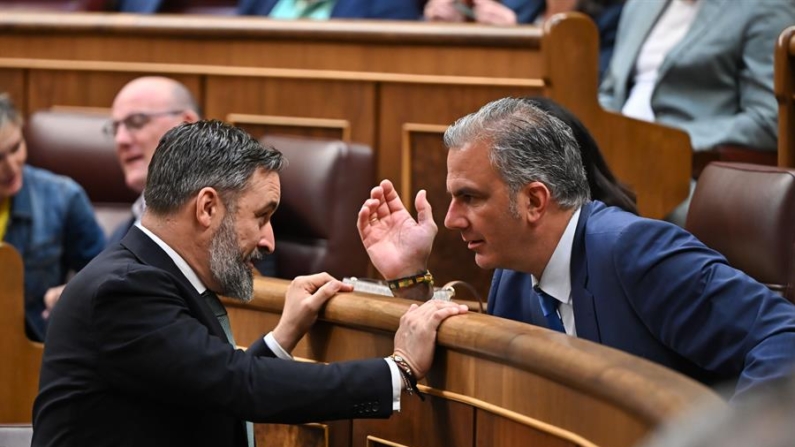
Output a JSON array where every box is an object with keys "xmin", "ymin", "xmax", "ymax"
[{"xmin": 0, "ymin": 197, "xmax": 10, "ymax": 241}]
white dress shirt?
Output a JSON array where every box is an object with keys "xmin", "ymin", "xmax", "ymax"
[
  {"xmin": 621, "ymin": 0, "xmax": 701, "ymax": 121},
  {"xmin": 532, "ymin": 208, "xmax": 581, "ymax": 336}
]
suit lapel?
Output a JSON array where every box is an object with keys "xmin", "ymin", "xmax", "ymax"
[
  {"xmin": 570, "ymin": 203, "xmax": 601, "ymax": 343},
  {"xmin": 616, "ymin": 0, "xmax": 670, "ymax": 88},
  {"xmin": 658, "ymin": 0, "xmax": 725, "ymax": 81},
  {"xmin": 120, "ymin": 226, "xmax": 228, "ymax": 339}
]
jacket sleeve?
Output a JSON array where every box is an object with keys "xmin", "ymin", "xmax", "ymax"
[
  {"xmin": 670, "ymin": 4, "xmax": 793, "ymax": 151},
  {"xmin": 92, "ymin": 266, "xmax": 394, "ymax": 423},
  {"xmin": 612, "ymin": 220, "xmax": 795, "ymax": 399}
]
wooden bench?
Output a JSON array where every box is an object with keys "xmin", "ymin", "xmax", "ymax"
[
  {"xmin": 224, "ymin": 281, "xmax": 722, "ymax": 447},
  {"xmin": 0, "ymin": 244, "xmax": 44, "ymax": 423},
  {"xmin": 0, "ymin": 11, "xmax": 691, "ymax": 296},
  {"xmin": 776, "ymin": 25, "xmax": 795, "ymax": 168}
]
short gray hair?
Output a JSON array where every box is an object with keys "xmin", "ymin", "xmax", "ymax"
[
  {"xmin": 144, "ymin": 120, "xmax": 285, "ymax": 214},
  {"xmin": 444, "ymin": 97, "xmax": 590, "ymax": 211}
]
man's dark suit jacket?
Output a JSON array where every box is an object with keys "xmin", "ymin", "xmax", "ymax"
[
  {"xmin": 32, "ymin": 226, "xmax": 392, "ymax": 447},
  {"xmin": 488, "ymin": 201, "xmax": 795, "ymax": 398}
]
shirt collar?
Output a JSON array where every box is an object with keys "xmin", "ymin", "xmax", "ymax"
[
  {"xmin": 135, "ymin": 222, "xmax": 206, "ymax": 295},
  {"xmin": 533, "ymin": 207, "xmax": 581, "ymax": 305}
]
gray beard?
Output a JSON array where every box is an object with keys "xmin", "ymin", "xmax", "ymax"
[{"xmin": 208, "ymin": 214, "xmax": 262, "ymax": 303}]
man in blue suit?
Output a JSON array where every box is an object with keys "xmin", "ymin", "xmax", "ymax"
[{"xmin": 357, "ymin": 97, "xmax": 795, "ymax": 399}]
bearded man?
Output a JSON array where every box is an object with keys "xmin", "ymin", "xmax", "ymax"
[{"xmin": 32, "ymin": 120, "xmax": 467, "ymax": 447}]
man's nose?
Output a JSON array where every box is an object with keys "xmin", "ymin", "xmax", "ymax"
[
  {"xmin": 444, "ymin": 201, "xmax": 466, "ymax": 230},
  {"xmin": 259, "ymin": 222, "xmax": 275, "ymax": 254}
]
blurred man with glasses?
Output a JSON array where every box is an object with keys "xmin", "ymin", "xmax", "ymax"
[{"xmin": 106, "ymin": 76, "xmax": 200, "ymax": 245}]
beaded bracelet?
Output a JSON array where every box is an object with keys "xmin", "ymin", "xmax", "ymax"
[{"xmin": 389, "ymin": 354, "xmax": 425, "ymax": 401}]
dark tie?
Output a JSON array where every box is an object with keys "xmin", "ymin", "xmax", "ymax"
[
  {"xmin": 535, "ymin": 287, "xmax": 565, "ymax": 333},
  {"xmin": 201, "ymin": 290, "xmax": 254, "ymax": 447},
  {"xmin": 201, "ymin": 290, "xmax": 236, "ymax": 345}
]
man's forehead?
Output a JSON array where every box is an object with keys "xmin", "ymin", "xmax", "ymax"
[{"xmin": 112, "ymin": 85, "xmax": 173, "ymax": 115}]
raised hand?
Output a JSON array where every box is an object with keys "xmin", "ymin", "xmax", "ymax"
[
  {"xmin": 273, "ymin": 273, "xmax": 353, "ymax": 353},
  {"xmin": 357, "ymin": 179, "xmax": 438, "ymax": 280}
]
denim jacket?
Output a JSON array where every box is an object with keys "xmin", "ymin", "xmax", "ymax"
[{"xmin": 4, "ymin": 165, "xmax": 105, "ymax": 341}]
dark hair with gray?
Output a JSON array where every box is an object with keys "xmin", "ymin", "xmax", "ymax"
[
  {"xmin": 144, "ymin": 120, "xmax": 285, "ymax": 214},
  {"xmin": 0, "ymin": 93, "xmax": 23, "ymax": 128},
  {"xmin": 443, "ymin": 97, "xmax": 590, "ymax": 211}
]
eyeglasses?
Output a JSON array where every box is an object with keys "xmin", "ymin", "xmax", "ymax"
[{"xmin": 103, "ymin": 110, "xmax": 184, "ymax": 138}]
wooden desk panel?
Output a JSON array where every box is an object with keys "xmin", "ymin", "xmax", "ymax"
[
  {"xmin": 0, "ymin": 245, "xmax": 43, "ymax": 423},
  {"xmin": 222, "ymin": 277, "xmax": 722, "ymax": 447},
  {"xmin": 0, "ymin": 243, "xmax": 722, "ymax": 447}
]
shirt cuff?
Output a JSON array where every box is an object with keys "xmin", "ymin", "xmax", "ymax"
[
  {"xmin": 263, "ymin": 332, "xmax": 293, "ymax": 360},
  {"xmin": 385, "ymin": 357, "xmax": 402, "ymax": 412}
]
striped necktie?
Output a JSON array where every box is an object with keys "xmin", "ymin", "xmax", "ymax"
[{"xmin": 534, "ymin": 287, "xmax": 565, "ymax": 333}]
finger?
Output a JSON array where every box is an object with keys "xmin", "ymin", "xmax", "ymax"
[
  {"xmin": 414, "ymin": 190, "xmax": 437, "ymax": 230},
  {"xmin": 357, "ymin": 205, "xmax": 375, "ymax": 233},
  {"xmin": 412, "ymin": 300, "xmax": 467, "ymax": 320},
  {"xmin": 381, "ymin": 180, "xmax": 409, "ymax": 214},
  {"xmin": 307, "ymin": 279, "xmax": 348, "ymax": 309},
  {"xmin": 294, "ymin": 272, "xmax": 336, "ymax": 293},
  {"xmin": 428, "ymin": 303, "xmax": 469, "ymax": 325}
]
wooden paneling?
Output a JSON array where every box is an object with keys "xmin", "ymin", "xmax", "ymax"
[
  {"xmin": 256, "ymin": 422, "xmax": 337, "ymax": 447},
  {"xmin": 25, "ymin": 71, "xmax": 201, "ymax": 112},
  {"xmin": 208, "ymin": 76, "xmax": 373, "ymax": 143},
  {"xmin": 476, "ymin": 412, "xmax": 578, "ymax": 447},
  {"xmin": 0, "ymin": 12, "xmax": 696, "ymax": 301},
  {"xmin": 0, "ymin": 243, "xmax": 723, "ymax": 447},
  {"xmin": 0, "ymin": 245, "xmax": 43, "ymax": 423},
  {"xmin": 0, "ymin": 69, "xmax": 25, "ymax": 111},
  {"xmin": 220, "ymin": 277, "xmax": 723, "ymax": 447},
  {"xmin": 775, "ymin": 26, "xmax": 795, "ymax": 168},
  {"xmin": 353, "ymin": 395, "xmax": 474, "ymax": 447}
]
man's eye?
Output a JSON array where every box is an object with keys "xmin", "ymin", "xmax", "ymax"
[{"xmin": 125, "ymin": 114, "xmax": 150, "ymax": 129}]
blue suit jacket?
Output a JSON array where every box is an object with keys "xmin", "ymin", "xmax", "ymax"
[
  {"xmin": 488, "ymin": 201, "xmax": 795, "ymax": 397},
  {"xmin": 237, "ymin": 0, "xmax": 423, "ymax": 19}
]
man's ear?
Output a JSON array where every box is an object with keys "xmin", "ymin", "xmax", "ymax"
[
  {"xmin": 183, "ymin": 109, "xmax": 200, "ymax": 124},
  {"xmin": 521, "ymin": 181, "xmax": 551, "ymax": 223},
  {"xmin": 195, "ymin": 187, "xmax": 221, "ymax": 229}
]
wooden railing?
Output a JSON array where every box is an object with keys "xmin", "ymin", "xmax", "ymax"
[
  {"xmin": 0, "ymin": 243, "xmax": 721, "ymax": 447},
  {"xmin": 224, "ymin": 280, "xmax": 723, "ymax": 447}
]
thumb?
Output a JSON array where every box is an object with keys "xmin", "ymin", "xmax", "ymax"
[{"xmin": 415, "ymin": 190, "xmax": 437, "ymax": 230}]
